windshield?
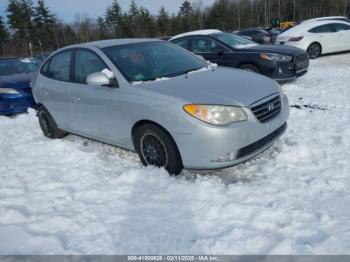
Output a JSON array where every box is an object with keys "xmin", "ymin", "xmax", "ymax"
[
  {"xmin": 212, "ymin": 32, "xmax": 258, "ymax": 49},
  {"xmin": 102, "ymin": 41, "xmax": 208, "ymax": 82},
  {"xmin": 0, "ymin": 59, "xmax": 38, "ymax": 77}
]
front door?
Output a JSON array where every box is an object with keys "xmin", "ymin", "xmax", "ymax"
[
  {"xmin": 69, "ymin": 49, "xmax": 122, "ymax": 144},
  {"xmin": 191, "ymin": 37, "xmax": 233, "ymax": 67}
]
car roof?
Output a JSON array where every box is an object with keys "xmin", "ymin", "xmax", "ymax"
[
  {"xmin": 170, "ymin": 29, "xmax": 222, "ymax": 41},
  {"xmin": 302, "ymin": 16, "xmax": 349, "ymax": 23},
  {"xmin": 280, "ymin": 19, "xmax": 350, "ymax": 36},
  {"xmin": 0, "ymin": 57, "xmax": 18, "ymax": 61},
  {"xmin": 63, "ymin": 38, "xmax": 161, "ymax": 50}
]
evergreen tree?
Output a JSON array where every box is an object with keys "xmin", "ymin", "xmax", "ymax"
[
  {"xmin": 179, "ymin": 0, "xmax": 194, "ymax": 32},
  {"xmin": 96, "ymin": 16, "xmax": 109, "ymax": 40},
  {"xmin": 0, "ymin": 16, "xmax": 9, "ymax": 56},
  {"xmin": 7, "ymin": 0, "xmax": 35, "ymax": 55},
  {"xmin": 105, "ymin": 0, "xmax": 122, "ymax": 37},
  {"xmin": 206, "ymin": 0, "xmax": 233, "ymax": 30},
  {"xmin": 157, "ymin": 6, "xmax": 170, "ymax": 35},
  {"xmin": 33, "ymin": 0, "xmax": 56, "ymax": 51},
  {"xmin": 128, "ymin": 0, "xmax": 140, "ymax": 36}
]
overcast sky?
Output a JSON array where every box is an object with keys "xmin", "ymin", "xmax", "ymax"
[{"xmin": 0, "ymin": 0, "xmax": 216, "ymax": 22}]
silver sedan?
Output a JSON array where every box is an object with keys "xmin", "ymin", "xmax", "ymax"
[{"xmin": 32, "ymin": 39, "xmax": 289, "ymax": 175}]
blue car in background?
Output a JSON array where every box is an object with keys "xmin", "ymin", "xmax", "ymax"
[{"xmin": 0, "ymin": 57, "xmax": 38, "ymax": 115}]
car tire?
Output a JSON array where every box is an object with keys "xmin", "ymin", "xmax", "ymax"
[
  {"xmin": 307, "ymin": 43, "xmax": 322, "ymax": 59},
  {"xmin": 239, "ymin": 64, "xmax": 261, "ymax": 74},
  {"xmin": 135, "ymin": 124, "xmax": 183, "ymax": 175},
  {"xmin": 37, "ymin": 105, "xmax": 67, "ymax": 139}
]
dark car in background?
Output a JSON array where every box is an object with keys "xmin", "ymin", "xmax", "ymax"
[
  {"xmin": 170, "ymin": 29, "xmax": 309, "ymax": 82},
  {"xmin": 235, "ymin": 29, "xmax": 273, "ymax": 44},
  {"xmin": 0, "ymin": 57, "xmax": 38, "ymax": 115}
]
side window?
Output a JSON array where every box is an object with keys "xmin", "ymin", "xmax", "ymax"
[
  {"xmin": 334, "ymin": 23, "xmax": 350, "ymax": 32},
  {"xmin": 48, "ymin": 51, "xmax": 72, "ymax": 81},
  {"xmin": 192, "ymin": 38, "xmax": 226, "ymax": 53},
  {"xmin": 309, "ymin": 24, "xmax": 336, "ymax": 33},
  {"xmin": 75, "ymin": 50, "xmax": 107, "ymax": 84},
  {"xmin": 171, "ymin": 39, "xmax": 190, "ymax": 50},
  {"xmin": 41, "ymin": 60, "xmax": 50, "ymax": 77}
]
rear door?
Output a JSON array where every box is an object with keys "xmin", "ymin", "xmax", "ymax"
[
  {"xmin": 309, "ymin": 24, "xmax": 338, "ymax": 53},
  {"xmin": 38, "ymin": 50, "xmax": 73, "ymax": 129},
  {"xmin": 333, "ymin": 23, "xmax": 350, "ymax": 51}
]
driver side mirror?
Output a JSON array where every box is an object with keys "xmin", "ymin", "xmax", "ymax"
[{"xmin": 86, "ymin": 72, "xmax": 118, "ymax": 88}]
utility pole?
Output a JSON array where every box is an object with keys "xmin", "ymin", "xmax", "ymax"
[{"xmin": 293, "ymin": 0, "xmax": 296, "ymax": 21}]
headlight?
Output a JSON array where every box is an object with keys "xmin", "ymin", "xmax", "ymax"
[
  {"xmin": 184, "ymin": 104, "xmax": 247, "ymax": 125},
  {"xmin": 260, "ymin": 53, "xmax": 292, "ymax": 62},
  {"xmin": 0, "ymin": 88, "xmax": 20, "ymax": 94}
]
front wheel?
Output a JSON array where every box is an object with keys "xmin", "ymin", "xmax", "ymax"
[
  {"xmin": 37, "ymin": 106, "xmax": 67, "ymax": 139},
  {"xmin": 135, "ymin": 124, "xmax": 183, "ymax": 175},
  {"xmin": 307, "ymin": 43, "xmax": 322, "ymax": 59}
]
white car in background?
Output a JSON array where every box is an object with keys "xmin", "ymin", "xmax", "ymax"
[
  {"xmin": 276, "ymin": 20, "xmax": 350, "ymax": 59},
  {"xmin": 301, "ymin": 16, "xmax": 350, "ymax": 24}
]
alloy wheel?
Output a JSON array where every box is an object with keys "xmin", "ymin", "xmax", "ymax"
[{"xmin": 140, "ymin": 133, "xmax": 168, "ymax": 167}]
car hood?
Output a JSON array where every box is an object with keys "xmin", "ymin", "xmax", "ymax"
[
  {"xmin": 139, "ymin": 67, "xmax": 279, "ymax": 107},
  {"xmin": 241, "ymin": 44, "xmax": 306, "ymax": 56},
  {"xmin": 0, "ymin": 73, "xmax": 34, "ymax": 90}
]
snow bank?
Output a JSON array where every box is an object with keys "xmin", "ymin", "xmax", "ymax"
[{"xmin": 1, "ymin": 53, "xmax": 350, "ymax": 254}]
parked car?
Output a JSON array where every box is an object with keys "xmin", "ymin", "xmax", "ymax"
[
  {"xmin": 169, "ymin": 29, "xmax": 309, "ymax": 81},
  {"xmin": 32, "ymin": 39, "xmax": 289, "ymax": 175},
  {"xmin": 301, "ymin": 16, "xmax": 350, "ymax": 24},
  {"xmin": 235, "ymin": 29, "xmax": 273, "ymax": 44},
  {"xmin": 276, "ymin": 20, "xmax": 350, "ymax": 58},
  {"xmin": 0, "ymin": 57, "xmax": 38, "ymax": 115}
]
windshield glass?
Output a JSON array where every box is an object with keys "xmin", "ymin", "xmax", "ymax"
[
  {"xmin": 0, "ymin": 59, "xmax": 38, "ymax": 76},
  {"xmin": 212, "ymin": 32, "xmax": 258, "ymax": 49},
  {"xmin": 102, "ymin": 41, "xmax": 208, "ymax": 82}
]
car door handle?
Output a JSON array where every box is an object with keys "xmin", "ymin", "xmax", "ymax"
[{"xmin": 73, "ymin": 96, "xmax": 81, "ymax": 102}]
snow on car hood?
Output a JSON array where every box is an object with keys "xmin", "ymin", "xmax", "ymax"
[{"xmin": 138, "ymin": 67, "xmax": 279, "ymax": 107}]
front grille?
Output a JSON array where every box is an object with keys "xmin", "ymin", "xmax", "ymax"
[
  {"xmin": 251, "ymin": 95, "xmax": 281, "ymax": 123},
  {"xmin": 294, "ymin": 53, "xmax": 309, "ymax": 71},
  {"xmin": 236, "ymin": 123, "xmax": 287, "ymax": 159}
]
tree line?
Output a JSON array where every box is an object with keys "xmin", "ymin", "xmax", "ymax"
[{"xmin": 0, "ymin": 0, "xmax": 349, "ymax": 57}]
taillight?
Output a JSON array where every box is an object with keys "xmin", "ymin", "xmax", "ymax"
[{"xmin": 289, "ymin": 37, "xmax": 303, "ymax": 42}]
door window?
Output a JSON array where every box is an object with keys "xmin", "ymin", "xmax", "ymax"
[
  {"xmin": 192, "ymin": 37, "xmax": 227, "ymax": 53},
  {"xmin": 74, "ymin": 50, "xmax": 107, "ymax": 84},
  {"xmin": 334, "ymin": 23, "xmax": 350, "ymax": 32},
  {"xmin": 171, "ymin": 38, "xmax": 190, "ymax": 50},
  {"xmin": 47, "ymin": 51, "xmax": 72, "ymax": 81},
  {"xmin": 309, "ymin": 24, "xmax": 336, "ymax": 33}
]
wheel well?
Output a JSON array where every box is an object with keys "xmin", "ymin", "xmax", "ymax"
[
  {"xmin": 237, "ymin": 62, "xmax": 261, "ymax": 73},
  {"xmin": 131, "ymin": 120, "xmax": 178, "ymax": 152},
  {"xmin": 308, "ymin": 42, "xmax": 322, "ymax": 53}
]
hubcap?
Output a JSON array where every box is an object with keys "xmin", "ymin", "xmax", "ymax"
[
  {"xmin": 308, "ymin": 44, "xmax": 320, "ymax": 58},
  {"xmin": 140, "ymin": 133, "xmax": 168, "ymax": 167}
]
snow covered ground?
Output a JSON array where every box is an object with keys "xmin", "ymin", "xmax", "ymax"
[{"xmin": 1, "ymin": 53, "xmax": 350, "ymax": 255}]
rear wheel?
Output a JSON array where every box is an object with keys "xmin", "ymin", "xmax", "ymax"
[
  {"xmin": 238, "ymin": 64, "xmax": 261, "ymax": 74},
  {"xmin": 37, "ymin": 106, "xmax": 67, "ymax": 139},
  {"xmin": 307, "ymin": 43, "xmax": 322, "ymax": 59},
  {"xmin": 135, "ymin": 124, "xmax": 183, "ymax": 175}
]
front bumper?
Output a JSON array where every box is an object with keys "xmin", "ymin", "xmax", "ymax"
[
  {"xmin": 174, "ymin": 94, "xmax": 289, "ymax": 169},
  {"xmin": 0, "ymin": 94, "xmax": 36, "ymax": 115},
  {"xmin": 273, "ymin": 56, "xmax": 309, "ymax": 81}
]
